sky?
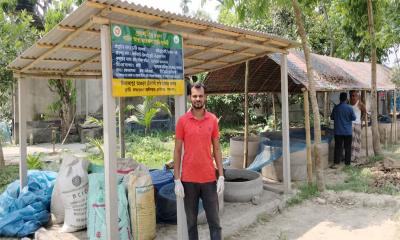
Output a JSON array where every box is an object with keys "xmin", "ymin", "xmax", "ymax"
[{"xmin": 130, "ymin": 0, "xmax": 220, "ymax": 21}]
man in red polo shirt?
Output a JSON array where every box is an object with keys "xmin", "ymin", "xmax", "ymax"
[{"xmin": 174, "ymin": 82, "xmax": 224, "ymax": 240}]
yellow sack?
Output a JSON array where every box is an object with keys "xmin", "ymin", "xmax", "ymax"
[{"xmin": 127, "ymin": 164, "xmax": 156, "ymax": 240}]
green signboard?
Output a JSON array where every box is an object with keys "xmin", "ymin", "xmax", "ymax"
[{"xmin": 110, "ymin": 24, "xmax": 184, "ymax": 96}]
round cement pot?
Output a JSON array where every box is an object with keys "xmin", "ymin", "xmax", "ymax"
[
  {"xmin": 224, "ymin": 169, "xmax": 263, "ymax": 202},
  {"xmin": 261, "ymin": 148, "xmax": 307, "ymax": 181},
  {"xmin": 229, "ymin": 136, "xmax": 260, "ymax": 169}
]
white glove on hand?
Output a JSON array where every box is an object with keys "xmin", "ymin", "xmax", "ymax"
[
  {"xmin": 174, "ymin": 179, "xmax": 185, "ymax": 198},
  {"xmin": 217, "ymin": 176, "xmax": 225, "ymax": 194}
]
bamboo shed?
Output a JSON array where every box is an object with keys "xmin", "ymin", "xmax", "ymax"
[
  {"xmin": 8, "ymin": 1, "xmax": 299, "ymax": 239},
  {"xmin": 205, "ymin": 50, "xmax": 396, "ymax": 182}
]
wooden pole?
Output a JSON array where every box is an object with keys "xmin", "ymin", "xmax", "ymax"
[
  {"xmin": 119, "ymin": 97, "xmax": 126, "ymax": 158},
  {"xmin": 384, "ymin": 128, "xmax": 388, "ymax": 149},
  {"xmin": 85, "ymin": 80, "xmax": 89, "ymax": 119},
  {"xmin": 364, "ymin": 90, "xmax": 369, "ymax": 157},
  {"xmin": 302, "ymin": 88, "xmax": 312, "ymax": 184},
  {"xmin": 394, "ymin": 90, "xmax": 397, "ymax": 144},
  {"xmin": 324, "ymin": 92, "xmax": 328, "ymax": 126},
  {"xmin": 387, "ymin": 91, "xmax": 391, "ymax": 116},
  {"xmin": 243, "ymin": 60, "xmax": 249, "ymax": 168},
  {"xmin": 100, "ymin": 24, "xmax": 118, "ymax": 240},
  {"xmin": 271, "ymin": 93, "xmax": 277, "ymax": 131}
]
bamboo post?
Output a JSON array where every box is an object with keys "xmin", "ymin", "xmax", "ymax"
[
  {"xmin": 272, "ymin": 93, "xmax": 277, "ymax": 131},
  {"xmin": 324, "ymin": 92, "xmax": 328, "ymax": 126},
  {"xmin": 384, "ymin": 128, "xmax": 388, "ymax": 148},
  {"xmin": 387, "ymin": 91, "xmax": 391, "ymax": 116},
  {"xmin": 302, "ymin": 88, "xmax": 312, "ymax": 184},
  {"xmin": 364, "ymin": 90, "xmax": 369, "ymax": 157},
  {"xmin": 243, "ymin": 60, "xmax": 249, "ymax": 168},
  {"xmin": 394, "ymin": 90, "xmax": 397, "ymax": 144}
]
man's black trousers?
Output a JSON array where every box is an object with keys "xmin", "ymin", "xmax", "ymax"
[
  {"xmin": 334, "ymin": 134, "xmax": 352, "ymax": 165},
  {"xmin": 182, "ymin": 181, "xmax": 221, "ymax": 240}
]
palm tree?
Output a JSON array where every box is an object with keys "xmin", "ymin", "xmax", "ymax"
[
  {"xmin": 126, "ymin": 96, "xmax": 171, "ymax": 135},
  {"xmin": 367, "ymin": 0, "xmax": 382, "ymax": 155}
]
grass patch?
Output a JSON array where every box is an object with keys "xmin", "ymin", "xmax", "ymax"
[
  {"xmin": 327, "ymin": 165, "xmax": 399, "ymax": 195},
  {"xmin": 383, "ymin": 144, "xmax": 400, "ymax": 161},
  {"xmin": 368, "ymin": 155, "xmax": 384, "ymax": 164},
  {"xmin": 126, "ymin": 131, "xmax": 175, "ymax": 169},
  {"xmin": 0, "ymin": 165, "xmax": 19, "ymax": 193},
  {"xmin": 287, "ymin": 183, "xmax": 320, "ymax": 206},
  {"xmin": 327, "ymin": 166, "xmax": 374, "ymax": 193},
  {"xmin": 220, "ymin": 140, "xmax": 229, "ymax": 158},
  {"xmin": 376, "ymin": 182, "xmax": 399, "ymax": 195}
]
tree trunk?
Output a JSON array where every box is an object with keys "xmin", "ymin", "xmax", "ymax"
[
  {"xmin": 291, "ymin": 0, "xmax": 325, "ymax": 191},
  {"xmin": 0, "ymin": 140, "xmax": 4, "ymax": 169},
  {"xmin": 367, "ymin": 0, "xmax": 382, "ymax": 155},
  {"xmin": 360, "ymin": 48, "xmax": 366, "ymax": 62},
  {"xmin": 321, "ymin": 1, "xmax": 334, "ymax": 57}
]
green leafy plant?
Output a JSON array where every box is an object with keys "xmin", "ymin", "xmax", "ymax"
[
  {"xmin": 0, "ymin": 165, "xmax": 19, "ymax": 193},
  {"xmin": 84, "ymin": 116, "xmax": 104, "ymax": 127},
  {"xmin": 86, "ymin": 137, "xmax": 104, "ymax": 156},
  {"xmin": 327, "ymin": 166, "xmax": 374, "ymax": 193},
  {"xmin": 287, "ymin": 183, "xmax": 319, "ymax": 207},
  {"xmin": 48, "ymin": 79, "xmax": 77, "ymax": 139},
  {"xmin": 27, "ymin": 153, "xmax": 43, "ymax": 170},
  {"xmin": 85, "ymin": 137, "xmax": 104, "ymax": 166},
  {"xmin": 126, "ymin": 96, "xmax": 171, "ymax": 135},
  {"xmin": 126, "ymin": 131, "xmax": 174, "ymax": 168}
]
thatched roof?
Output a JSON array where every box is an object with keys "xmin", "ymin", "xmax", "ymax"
[{"xmin": 204, "ymin": 50, "xmax": 395, "ymax": 94}]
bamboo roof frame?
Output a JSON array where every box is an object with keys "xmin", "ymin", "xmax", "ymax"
[{"xmin": 8, "ymin": 0, "xmax": 299, "ymax": 80}]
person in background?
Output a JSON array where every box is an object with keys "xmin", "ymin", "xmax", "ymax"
[
  {"xmin": 173, "ymin": 82, "xmax": 224, "ymax": 240},
  {"xmin": 330, "ymin": 92, "xmax": 356, "ymax": 168},
  {"xmin": 349, "ymin": 90, "xmax": 367, "ymax": 163}
]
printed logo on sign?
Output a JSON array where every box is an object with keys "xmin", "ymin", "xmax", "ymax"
[
  {"xmin": 72, "ymin": 175, "xmax": 82, "ymax": 187},
  {"xmin": 113, "ymin": 25, "xmax": 122, "ymax": 37},
  {"xmin": 173, "ymin": 35, "xmax": 180, "ymax": 44}
]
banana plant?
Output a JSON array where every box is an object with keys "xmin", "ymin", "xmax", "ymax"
[{"xmin": 125, "ymin": 96, "xmax": 171, "ymax": 135}]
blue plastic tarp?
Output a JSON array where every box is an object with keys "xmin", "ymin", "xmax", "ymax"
[
  {"xmin": 246, "ymin": 128, "xmax": 334, "ymax": 172},
  {"xmin": 0, "ymin": 170, "xmax": 57, "ymax": 238}
]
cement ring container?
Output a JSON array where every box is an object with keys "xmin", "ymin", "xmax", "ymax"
[{"xmin": 224, "ymin": 169, "xmax": 263, "ymax": 202}]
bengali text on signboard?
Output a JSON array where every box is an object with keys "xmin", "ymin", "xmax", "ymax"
[{"xmin": 110, "ymin": 24, "xmax": 184, "ymax": 96}]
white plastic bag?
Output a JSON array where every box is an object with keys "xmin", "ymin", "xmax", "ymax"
[
  {"xmin": 51, "ymin": 154, "xmax": 80, "ymax": 224},
  {"xmin": 58, "ymin": 158, "xmax": 89, "ymax": 232}
]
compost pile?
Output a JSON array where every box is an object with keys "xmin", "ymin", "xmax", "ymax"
[{"xmin": 370, "ymin": 161, "xmax": 400, "ymax": 191}]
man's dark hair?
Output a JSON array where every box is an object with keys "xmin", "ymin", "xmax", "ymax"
[
  {"xmin": 189, "ymin": 82, "xmax": 205, "ymax": 95},
  {"xmin": 340, "ymin": 92, "xmax": 348, "ymax": 102}
]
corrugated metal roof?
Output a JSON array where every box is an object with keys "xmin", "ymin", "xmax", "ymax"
[
  {"xmin": 204, "ymin": 50, "xmax": 395, "ymax": 94},
  {"xmin": 8, "ymin": 0, "xmax": 299, "ymax": 79}
]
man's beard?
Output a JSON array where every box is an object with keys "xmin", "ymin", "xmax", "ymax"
[{"xmin": 192, "ymin": 102, "xmax": 204, "ymax": 109}]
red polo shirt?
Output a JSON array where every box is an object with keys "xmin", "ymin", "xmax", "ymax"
[{"xmin": 176, "ymin": 110, "xmax": 219, "ymax": 183}]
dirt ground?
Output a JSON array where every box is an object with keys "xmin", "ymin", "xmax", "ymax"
[
  {"xmin": 3, "ymin": 144, "xmax": 400, "ymax": 240},
  {"xmin": 2, "ymin": 143, "xmax": 88, "ymax": 165},
  {"xmin": 227, "ymin": 191, "xmax": 400, "ymax": 240}
]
